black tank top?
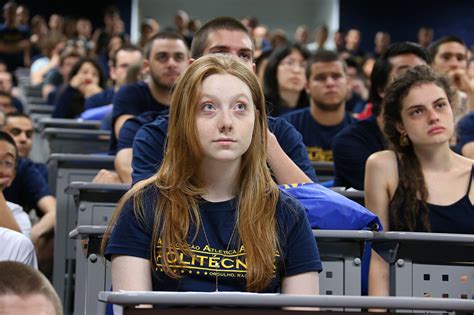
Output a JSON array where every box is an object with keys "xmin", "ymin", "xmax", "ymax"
[{"xmin": 391, "ymin": 158, "xmax": 474, "ymax": 234}]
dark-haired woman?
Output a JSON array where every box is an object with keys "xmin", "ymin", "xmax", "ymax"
[
  {"xmin": 263, "ymin": 43, "xmax": 310, "ymax": 116},
  {"xmin": 52, "ymin": 57, "xmax": 106, "ymax": 118},
  {"xmin": 365, "ymin": 65, "xmax": 474, "ymax": 297}
]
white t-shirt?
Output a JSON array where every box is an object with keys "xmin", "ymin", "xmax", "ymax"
[
  {"xmin": 7, "ymin": 201, "xmax": 31, "ymax": 238},
  {"xmin": 0, "ymin": 227, "xmax": 37, "ymax": 268}
]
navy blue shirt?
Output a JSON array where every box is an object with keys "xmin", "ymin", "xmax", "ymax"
[
  {"xmin": 110, "ymin": 81, "xmax": 169, "ymax": 154},
  {"xmin": 456, "ymin": 112, "xmax": 474, "ymax": 154},
  {"xmin": 84, "ymin": 87, "xmax": 115, "ymax": 110},
  {"xmin": 4, "ymin": 158, "xmax": 51, "ymax": 212},
  {"xmin": 52, "ymin": 85, "xmax": 82, "ymax": 118},
  {"xmin": 12, "ymin": 96, "xmax": 23, "ymax": 113},
  {"xmin": 105, "ymin": 187, "xmax": 322, "ymax": 292},
  {"xmin": 117, "ymin": 110, "xmax": 166, "ymax": 152},
  {"xmin": 282, "ymin": 108, "xmax": 355, "ymax": 162},
  {"xmin": 332, "ymin": 116, "xmax": 386, "ymax": 190},
  {"xmin": 131, "ymin": 116, "xmax": 317, "ymax": 184}
]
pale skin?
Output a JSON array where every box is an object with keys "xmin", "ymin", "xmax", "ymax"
[
  {"xmin": 112, "ymin": 73, "xmax": 318, "ymax": 296},
  {"xmin": 365, "ymin": 83, "xmax": 474, "ymax": 298}
]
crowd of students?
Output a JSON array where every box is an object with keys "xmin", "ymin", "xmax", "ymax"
[{"xmin": 0, "ymin": 2, "xmax": 473, "ymax": 313}]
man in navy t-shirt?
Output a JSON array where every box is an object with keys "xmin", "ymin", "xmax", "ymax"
[
  {"xmin": 127, "ymin": 17, "xmax": 317, "ymax": 186},
  {"xmin": 282, "ymin": 50, "xmax": 354, "ymax": 162},
  {"xmin": 110, "ymin": 32, "xmax": 189, "ymax": 153}
]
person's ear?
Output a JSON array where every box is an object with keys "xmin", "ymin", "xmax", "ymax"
[
  {"xmin": 142, "ymin": 59, "xmax": 150, "ymax": 75},
  {"xmin": 252, "ymin": 62, "xmax": 256, "ymax": 74},
  {"xmin": 189, "ymin": 58, "xmax": 195, "ymax": 65},
  {"xmin": 395, "ymin": 121, "xmax": 406, "ymax": 135}
]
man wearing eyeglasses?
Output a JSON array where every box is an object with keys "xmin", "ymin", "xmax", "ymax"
[
  {"xmin": 110, "ymin": 31, "xmax": 188, "ymax": 154},
  {"xmin": 282, "ymin": 50, "xmax": 354, "ymax": 162}
]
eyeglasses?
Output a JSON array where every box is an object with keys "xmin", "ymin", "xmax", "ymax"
[
  {"xmin": 0, "ymin": 159, "xmax": 15, "ymax": 170},
  {"xmin": 280, "ymin": 59, "xmax": 307, "ymax": 69},
  {"xmin": 9, "ymin": 128, "xmax": 33, "ymax": 139}
]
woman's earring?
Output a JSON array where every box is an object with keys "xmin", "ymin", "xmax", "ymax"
[{"xmin": 400, "ymin": 133, "xmax": 410, "ymax": 147}]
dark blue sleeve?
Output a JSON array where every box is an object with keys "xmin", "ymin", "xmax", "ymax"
[
  {"xmin": 269, "ymin": 117, "xmax": 318, "ymax": 182},
  {"xmin": 131, "ymin": 118, "xmax": 168, "ymax": 184},
  {"xmin": 104, "ymin": 186, "xmax": 156, "ymax": 260},
  {"xmin": 9, "ymin": 160, "xmax": 52, "ymax": 209},
  {"xmin": 456, "ymin": 112, "xmax": 474, "ymax": 154},
  {"xmin": 277, "ymin": 191, "xmax": 322, "ymax": 276},
  {"xmin": 33, "ymin": 162, "xmax": 49, "ymax": 183},
  {"xmin": 112, "ymin": 84, "xmax": 143, "ymax": 122},
  {"xmin": 332, "ymin": 126, "xmax": 371, "ymax": 190},
  {"xmin": 52, "ymin": 85, "xmax": 78, "ymax": 118},
  {"xmin": 84, "ymin": 90, "xmax": 112, "ymax": 110},
  {"xmin": 12, "ymin": 97, "xmax": 24, "ymax": 113},
  {"xmin": 117, "ymin": 117, "xmax": 142, "ymax": 152}
]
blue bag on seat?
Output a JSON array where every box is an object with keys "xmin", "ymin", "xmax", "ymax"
[{"xmin": 279, "ymin": 182, "xmax": 382, "ymax": 231}]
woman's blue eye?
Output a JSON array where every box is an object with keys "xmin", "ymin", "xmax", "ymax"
[{"xmin": 235, "ymin": 103, "xmax": 247, "ymax": 111}]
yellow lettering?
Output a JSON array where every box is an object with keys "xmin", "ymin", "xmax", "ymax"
[
  {"xmin": 209, "ymin": 256, "xmax": 220, "ymax": 268},
  {"xmin": 236, "ymin": 258, "xmax": 247, "ymax": 270},
  {"xmin": 220, "ymin": 258, "xmax": 234, "ymax": 269}
]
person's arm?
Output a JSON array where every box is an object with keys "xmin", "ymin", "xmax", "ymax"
[
  {"xmin": 448, "ymin": 69, "xmax": 474, "ymax": 111},
  {"xmin": 111, "ymin": 255, "xmax": 152, "ymax": 290},
  {"xmin": 31, "ymin": 196, "xmax": 56, "ymax": 243},
  {"xmin": 364, "ymin": 151, "xmax": 394, "ymax": 298},
  {"xmin": 114, "ymin": 114, "xmax": 135, "ymax": 138},
  {"xmin": 0, "ymin": 191, "xmax": 21, "ymax": 233},
  {"xmin": 266, "ymin": 130, "xmax": 311, "ymax": 184},
  {"xmin": 115, "ymin": 148, "xmax": 133, "ymax": 184},
  {"xmin": 269, "ymin": 117, "xmax": 318, "ymax": 182},
  {"xmin": 281, "ymin": 272, "xmax": 319, "ymax": 294}
]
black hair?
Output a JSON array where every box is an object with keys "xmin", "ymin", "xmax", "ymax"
[
  {"xmin": 143, "ymin": 32, "xmax": 187, "ymax": 60},
  {"xmin": 369, "ymin": 42, "xmax": 431, "ymax": 116},
  {"xmin": 68, "ymin": 57, "xmax": 106, "ymax": 88},
  {"xmin": 428, "ymin": 35, "xmax": 466, "ymax": 62},
  {"xmin": 305, "ymin": 49, "xmax": 347, "ymax": 79},
  {"xmin": 0, "ymin": 130, "xmax": 18, "ymax": 162},
  {"xmin": 190, "ymin": 17, "xmax": 252, "ymax": 59},
  {"xmin": 263, "ymin": 43, "xmax": 310, "ymax": 116},
  {"xmin": 110, "ymin": 43, "xmax": 142, "ymax": 67}
]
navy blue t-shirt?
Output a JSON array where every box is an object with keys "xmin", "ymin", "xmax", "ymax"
[
  {"xmin": 282, "ymin": 108, "xmax": 355, "ymax": 162},
  {"xmin": 4, "ymin": 158, "xmax": 51, "ymax": 212},
  {"xmin": 105, "ymin": 187, "xmax": 322, "ymax": 292},
  {"xmin": 456, "ymin": 112, "xmax": 474, "ymax": 154},
  {"xmin": 110, "ymin": 81, "xmax": 169, "ymax": 154},
  {"xmin": 332, "ymin": 116, "xmax": 386, "ymax": 190},
  {"xmin": 131, "ymin": 115, "xmax": 317, "ymax": 184},
  {"xmin": 0, "ymin": 25, "xmax": 29, "ymax": 72},
  {"xmin": 84, "ymin": 87, "xmax": 115, "ymax": 110},
  {"xmin": 117, "ymin": 110, "xmax": 167, "ymax": 152}
]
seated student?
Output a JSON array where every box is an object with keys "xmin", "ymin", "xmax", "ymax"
[
  {"xmin": 263, "ymin": 43, "xmax": 310, "ymax": 117},
  {"xmin": 131, "ymin": 17, "xmax": 317, "ymax": 185},
  {"xmin": 0, "ymin": 71, "xmax": 24, "ymax": 113},
  {"xmin": 0, "ymin": 229, "xmax": 37, "ymax": 267},
  {"xmin": 0, "ymin": 261, "xmax": 62, "ymax": 314},
  {"xmin": 52, "ymin": 56, "xmax": 106, "ymax": 118},
  {"xmin": 103, "ymin": 55, "xmax": 321, "ymax": 294},
  {"xmin": 0, "ymin": 131, "xmax": 30, "ymax": 237},
  {"xmin": 332, "ymin": 42, "xmax": 430, "ymax": 190},
  {"xmin": 282, "ymin": 50, "xmax": 355, "ymax": 162},
  {"xmin": 365, "ymin": 65, "xmax": 474, "ymax": 297},
  {"xmin": 0, "ymin": 91, "xmax": 17, "ymax": 115},
  {"xmin": 2, "ymin": 125, "xmax": 57, "ymax": 275},
  {"xmin": 83, "ymin": 44, "xmax": 143, "ymax": 112},
  {"xmin": 4, "ymin": 113, "xmax": 48, "ymax": 181}
]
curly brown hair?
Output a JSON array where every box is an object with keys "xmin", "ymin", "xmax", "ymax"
[{"xmin": 382, "ymin": 65, "xmax": 457, "ymax": 231}]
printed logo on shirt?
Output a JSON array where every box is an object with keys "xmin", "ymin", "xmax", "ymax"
[
  {"xmin": 153, "ymin": 239, "xmax": 279, "ymax": 278},
  {"xmin": 306, "ymin": 146, "xmax": 333, "ymax": 162}
]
